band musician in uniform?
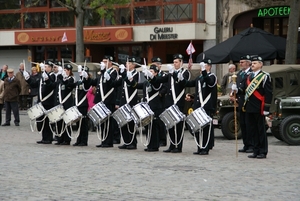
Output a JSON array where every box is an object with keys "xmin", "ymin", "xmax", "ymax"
[
  {"xmin": 185, "ymin": 58, "xmax": 217, "ymax": 155},
  {"xmin": 232, "ymin": 56, "xmax": 272, "ymax": 159},
  {"xmin": 149, "ymin": 54, "xmax": 190, "ymax": 153}
]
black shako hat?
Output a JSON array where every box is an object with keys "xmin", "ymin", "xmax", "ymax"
[
  {"xmin": 173, "ymin": 54, "xmax": 184, "ymax": 60},
  {"xmin": 103, "ymin": 55, "xmax": 114, "ymax": 61},
  {"xmin": 251, "ymin": 55, "xmax": 263, "ymax": 62},
  {"xmin": 149, "ymin": 64, "xmax": 159, "ymax": 72},
  {"xmin": 240, "ymin": 55, "xmax": 251, "ymax": 61},
  {"xmin": 201, "ymin": 58, "xmax": 212, "ymax": 64},
  {"xmin": 151, "ymin": 57, "xmax": 162, "ymax": 63},
  {"xmin": 127, "ymin": 56, "xmax": 136, "ymax": 62},
  {"xmin": 64, "ymin": 63, "xmax": 73, "ymax": 70}
]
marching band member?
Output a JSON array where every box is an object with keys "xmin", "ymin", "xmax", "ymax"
[
  {"xmin": 117, "ymin": 56, "xmax": 140, "ymax": 150},
  {"xmin": 72, "ymin": 65, "xmax": 92, "ymax": 146},
  {"xmin": 149, "ymin": 54, "xmax": 190, "ymax": 153},
  {"xmin": 140, "ymin": 64, "xmax": 167, "ymax": 151},
  {"xmin": 232, "ymin": 56, "xmax": 272, "ymax": 159},
  {"xmin": 54, "ymin": 63, "xmax": 75, "ymax": 145},
  {"xmin": 151, "ymin": 57, "xmax": 168, "ymax": 147},
  {"xmin": 24, "ymin": 62, "xmax": 56, "ymax": 144},
  {"xmin": 91, "ymin": 55, "xmax": 119, "ymax": 148},
  {"xmin": 185, "ymin": 58, "xmax": 218, "ymax": 155}
]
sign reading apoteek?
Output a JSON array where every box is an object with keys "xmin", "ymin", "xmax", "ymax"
[
  {"xmin": 150, "ymin": 27, "xmax": 178, "ymax": 41},
  {"xmin": 257, "ymin": 6, "xmax": 290, "ymax": 17}
]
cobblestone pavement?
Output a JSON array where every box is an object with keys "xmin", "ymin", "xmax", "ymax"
[{"xmin": 0, "ymin": 112, "xmax": 299, "ymax": 201}]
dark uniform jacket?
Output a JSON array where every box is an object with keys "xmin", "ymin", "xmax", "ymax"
[
  {"xmin": 92, "ymin": 67, "xmax": 119, "ymax": 105},
  {"xmin": 3, "ymin": 76, "xmax": 21, "ymax": 102},
  {"xmin": 59, "ymin": 76, "xmax": 75, "ymax": 110},
  {"xmin": 151, "ymin": 68, "xmax": 190, "ymax": 109},
  {"xmin": 73, "ymin": 77, "xmax": 91, "ymax": 108},
  {"xmin": 240, "ymin": 70, "xmax": 272, "ymax": 113},
  {"xmin": 185, "ymin": 70, "xmax": 217, "ymax": 113},
  {"xmin": 29, "ymin": 73, "xmax": 41, "ymax": 97},
  {"xmin": 236, "ymin": 68, "xmax": 252, "ymax": 111},
  {"xmin": 120, "ymin": 69, "xmax": 140, "ymax": 107}
]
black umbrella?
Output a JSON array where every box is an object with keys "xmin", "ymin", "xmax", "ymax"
[{"xmin": 197, "ymin": 27, "xmax": 299, "ymax": 64}]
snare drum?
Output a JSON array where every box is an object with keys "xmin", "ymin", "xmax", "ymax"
[
  {"xmin": 159, "ymin": 105, "xmax": 186, "ymax": 129},
  {"xmin": 62, "ymin": 106, "xmax": 82, "ymax": 125},
  {"xmin": 87, "ymin": 102, "xmax": 111, "ymax": 126},
  {"xmin": 131, "ymin": 102, "xmax": 154, "ymax": 127},
  {"xmin": 27, "ymin": 102, "xmax": 46, "ymax": 120},
  {"xmin": 46, "ymin": 105, "xmax": 65, "ymax": 124},
  {"xmin": 111, "ymin": 104, "xmax": 132, "ymax": 128},
  {"xmin": 186, "ymin": 107, "xmax": 212, "ymax": 133}
]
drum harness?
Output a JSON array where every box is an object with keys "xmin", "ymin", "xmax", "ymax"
[
  {"xmin": 167, "ymin": 70, "xmax": 187, "ymax": 148},
  {"xmin": 119, "ymin": 70, "xmax": 138, "ymax": 145},
  {"xmin": 96, "ymin": 72, "xmax": 115, "ymax": 143},
  {"xmin": 30, "ymin": 77, "xmax": 54, "ymax": 133},
  {"xmin": 193, "ymin": 74, "xmax": 216, "ymax": 149}
]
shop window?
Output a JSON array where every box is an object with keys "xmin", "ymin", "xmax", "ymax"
[
  {"xmin": 24, "ymin": 0, "xmax": 47, "ymax": 7},
  {"xmin": 132, "ymin": 46, "xmax": 143, "ymax": 64},
  {"xmin": 0, "ymin": 0, "xmax": 20, "ymax": 10},
  {"xmin": 118, "ymin": 46, "xmax": 130, "ymax": 64},
  {"xmin": 197, "ymin": 3, "xmax": 205, "ymax": 21},
  {"xmin": 134, "ymin": 6, "xmax": 161, "ymax": 24},
  {"xmin": 0, "ymin": 13, "xmax": 21, "ymax": 29},
  {"xmin": 46, "ymin": 47, "xmax": 58, "ymax": 61},
  {"xmin": 114, "ymin": 8, "xmax": 131, "ymax": 25},
  {"xmin": 282, "ymin": 18, "xmax": 288, "ymax": 36},
  {"xmin": 274, "ymin": 18, "xmax": 280, "ymax": 35},
  {"xmin": 50, "ymin": 12, "xmax": 74, "ymax": 27},
  {"xmin": 164, "ymin": 4, "xmax": 192, "ymax": 22},
  {"xmin": 24, "ymin": 12, "xmax": 48, "ymax": 28},
  {"xmin": 61, "ymin": 46, "xmax": 73, "ymax": 62}
]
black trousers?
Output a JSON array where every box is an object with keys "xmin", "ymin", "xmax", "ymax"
[
  {"xmin": 101, "ymin": 104, "xmax": 116, "ymax": 146},
  {"xmin": 240, "ymin": 110, "xmax": 254, "ymax": 150},
  {"xmin": 37, "ymin": 115, "xmax": 53, "ymax": 142},
  {"xmin": 19, "ymin": 95, "xmax": 28, "ymax": 109},
  {"xmin": 168, "ymin": 121, "xmax": 184, "ymax": 150},
  {"xmin": 75, "ymin": 106, "xmax": 89, "ymax": 145},
  {"xmin": 158, "ymin": 118, "xmax": 167, "ymax": 144},
  {"xmin": 0, "ymin": 103, "xmax": 3, "ymax": 125},
  {"xmin": 246, "ymin": 112, "xmax": 268, "ymax": 155},
  {"xmin": 121, "ymin": 121, "xmax": 137, "ymax": 146},
  {"xmin": 4, "ymin": 101, "xmax": 20, "ymax": 124},
  {"xmin": 195, "ymin": 122, "xmax": 214, "ymax": 152},
  {"xmin": 145, "ymin": 118, "xmax": 160, "ymax": 149}
]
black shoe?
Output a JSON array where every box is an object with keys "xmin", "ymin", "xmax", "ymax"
[
  {"xmin": 199, "ymin": 150, "xmax": 209, "ymax": 155},
  {"xmin": 118, "ymin": 144, "xmax": 127, "ymax": 149},
  {"xmin": 127, "ymin": 145, "xmax": 137, "ymax": 150},
  {"xmin": 61, "ymin": 141, "xmax": 70, "ymax": 145},
  {"xmin": 36, "ymin": 140, "xmax": 44, "ymax": 144},
  {"xmin": 42, "ymin": 141, "xmax": 52, "ymax": 144},
  {"xmin": 163, "ymin": 148, "xmax": 172, "ymax": 153},
  {"xmin": 248, "ymin": 154, "xmax": 257, "ymax": 158},
  {"xmin": 78, "ymin": 143, "xmax": 87, "ymax": 146},
  {"xmin": 2, "ymin": 123, "xmax": 10, "ymax": 126},
  {"xmin": 193, "ymin": 151, "xmax": 200, "ymax": 155},
  {"xmin": 15, "ymin": 123, "xmax": 19, "ymax": 126},
  {"xmin": 171, "ymin": 148, "xmax": 182, "ymax": 153},
  {"xmin": 246, "ymin": 149, "xmax": 254, "ymax": 153},
  {"xmin": 101, "ymin": 144, "xmax": 113, "ymax": 148},
  {"xmin": 96, "ymin": 144, "xmax": 102, "ymax": 148},
  {"xmin": 113, "ymin": 140, "xmax": 120, "ymax": 144},
  {"xmin": 54, "ymin": 142, "xmax": 61, "ymax": 145},
  {"xmin": 73, "ymin": 143, "xmax": 79, "ymax": 146},
  {"xmin": 256, "ymin": 154, "xmax": 266, "ymax": 159},
  {"xmin": 145, "ymin": 148, "xmax": 159, "ymax": 152},
  {"xmin": 238, "ymin": 148, "xmax": 247, "ymax": 153}
]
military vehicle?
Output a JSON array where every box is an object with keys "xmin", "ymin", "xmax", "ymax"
[{"xmin": 214, "ymin": 64, "xmax": 300, "ymax": 145}]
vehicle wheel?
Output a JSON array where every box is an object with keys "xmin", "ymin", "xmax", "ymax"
[
  {"xmin": 271, "ymin": 127, "xmax": 283, "ymax": 141},
  {"xmin": 221, "ymin": 112, "xmax": 242, "ymax": 140},
  {"xmin": 279, "ymin": 115, "xmax": 300, "ymax": 145}
]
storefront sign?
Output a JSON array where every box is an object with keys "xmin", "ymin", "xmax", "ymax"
[
  {"xmin": 15, "ymin": 28, "xmax": 133, "ymax": 44},
  {"xmin": 257, "ymin": 6, "xmax": 290, "ymax": 17},
  {"xmin": 150, "ymin": 27, "xmax": 178, "ymax": 41}
]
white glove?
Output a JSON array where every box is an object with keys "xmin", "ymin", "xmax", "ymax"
[
  {"xmin": 167, "ymin": 64, "xmax": 174, "ymax": 74},
  {"xmin": 104, "ymin": 71, "xmax": 111, "ymax": 81},
  {"xmin": 23, "ymin": 71, "xmax": 30, "ymax": 80},
  {"xmin": 231, "ymin": 83, "xmax": 238, "ymax": 93},
  {"xmin": 40, "ymin": 63, "xmax": 45, "ymax": 72},
  {"xmin": 200, "ymin": 62, "xmax": 206, "ymax": 71},
  {"xmin": 127, "ymin": 71, "xmax": 133, "ymax": 80},
  {"xmin": 57, "ymin": 66, "xmax": 63, "ymax": 74},
  {"xmin": 119, "ymin": 64, "xmax": 125, "ymax": 73},
  {"xmin": 263, "ymin": 111, "xmax": 269, "ymax": 116},
  {"xmin": 100, "ymin": 62, "xmax": 106, "ymax": 70},
  {"xmin": 177, "ymin": 72, "xmax": 184, "ymax": 81},
  {"xmin": 81, "ymin": 70, "xmax": 88, "ymax": 79},
  {"xmin": 62, "ymin": 70, "xmax": 67, "ymax": 78},
  {"xmin": 42, "ymin": 71, "xmax": 48, "ymax": 80},
  {"xmin": 141, "ymin": 65, "xmax": 147, "ymax": 73},
  {"xmin": 77, "ymin": 65, "xmax": 82, "ymax": 73},
  {"xmin": 145, "ymin": 70, "xmax": 154, "ymax": 79}
]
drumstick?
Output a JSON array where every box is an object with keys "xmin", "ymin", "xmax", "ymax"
[
  {"xmin": 23, "ymin": 59, "xmax": 26, "ymax": 72},
  {"xmin": 62, "ymin": 58, "xmax": 64, "ymax": 69},
  {"xmin": 84, "ymin": 59, "xmax": 86, "ymax": 68},
  {"xmin": 69, "ymin": 60, "xmax": 78, "ymax": 67},
  {"xmin": 126, "ymin": 57, "xmax": 129, "ymax": 71},
  {"xmin": 112, "ymin": 62, "xmax": 120, "ymax": 67}
]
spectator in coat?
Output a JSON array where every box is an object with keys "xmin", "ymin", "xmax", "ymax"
[{"xmin": 16, "ymin": 63, "xmax": 30, "ymax": 110}]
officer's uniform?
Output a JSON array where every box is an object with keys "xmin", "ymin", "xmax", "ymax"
[
  {"xmin": 239, "ymin": 56, "xmax": 272, "ymax": 158},
  {"xmin": 185, "ymin": 58, "xmax": 217, "ymax": 155}
]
